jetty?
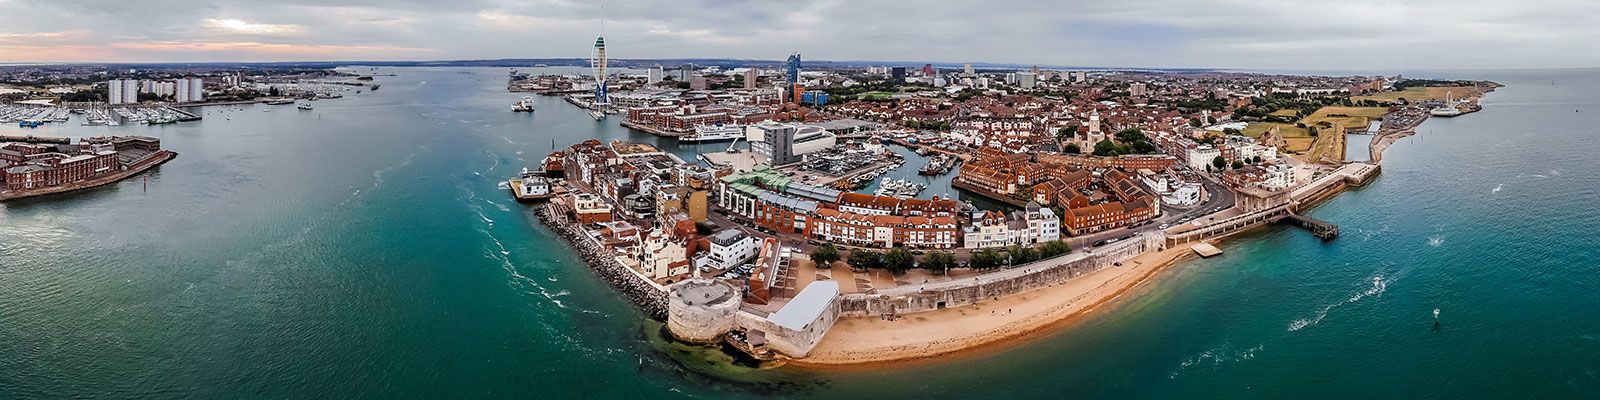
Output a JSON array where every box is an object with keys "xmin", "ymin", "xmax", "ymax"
[{"xmin": 1284, "ymin": 212, "xmax": 1339, "ymax": 240}]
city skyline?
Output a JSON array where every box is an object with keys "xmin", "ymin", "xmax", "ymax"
[{"xmin": 3, "ymin": 0, "xmax": 1600, "ymax": 69}]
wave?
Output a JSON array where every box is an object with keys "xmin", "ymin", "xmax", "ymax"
[
  {"xmin": 1171, "ymin": 343, "xmax": 1264, "ymax": 379},
  {"xmin": 1288, "ymin": 274, "xmax": 1388, "ymax": 332},
  {"xmin": 1428, "ymin": 236, "xmax": 1445, "ymax": 247},
  {"xmin": 1491, "ymin": 183, "xmax": 1503, "ymax": 193}
]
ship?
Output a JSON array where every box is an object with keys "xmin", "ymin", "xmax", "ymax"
[
  {"xmin": 512, "ymin": 96, "xmax": 536, "ymax": 112},
  {"xmin": 679, "ymin": 124, "xmax": 744, "ymax": 143}
]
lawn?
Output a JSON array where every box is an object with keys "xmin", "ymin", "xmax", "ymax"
[
  {"xmin": 1243, "ymin": 122, "xmax": 1309, "ymax": 138},
  {"xmin": 1355, "ymin": 86, "xmax": 1479, "ymax": 102},
  {"xmin": 861, "ymin": 91, "xmax": 897, "ymax": 100}
]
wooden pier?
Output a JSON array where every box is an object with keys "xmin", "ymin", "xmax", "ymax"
[{"xmin": 1283, "ymin": 212, "xmax": 1339, "ymax": 240}]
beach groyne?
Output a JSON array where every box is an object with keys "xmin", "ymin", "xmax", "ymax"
[{"xmin": 534, "ymin": 203, "xmax": 668, "ymax": 320}]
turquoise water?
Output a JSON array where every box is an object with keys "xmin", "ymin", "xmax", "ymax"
[{"xmin": 2, "ymin": 67, "xmax": 1598, "ymax": 399}]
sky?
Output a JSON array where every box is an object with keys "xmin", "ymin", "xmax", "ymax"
[{"xmin": 1, "ymin": 0, "xmax": 1599, "ymax": 69}]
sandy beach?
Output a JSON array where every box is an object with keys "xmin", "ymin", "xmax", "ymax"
[{"xmin": 793, "ymin": 245, "xmax": 1196, "ymax": 368}]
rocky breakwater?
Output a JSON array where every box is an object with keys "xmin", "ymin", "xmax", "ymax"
[{"xmin": 534, "ymin": 204, "xmax": 668, "ymax": 320}]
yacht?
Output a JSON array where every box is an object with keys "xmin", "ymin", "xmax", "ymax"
[
  {"xmin": 589, "ymin": 110, "xmax": 606, "ymax": 120},
  {"xmin": 297, "ymin": 103, "xmax": 314, "ymax": 111},
  {"xmin": 679, "ymin": 124, "xmax": 745, "ymax": 143},
  {"xmin": 512, "ymin": 96, "xmax": 536, "ymax": 112}
]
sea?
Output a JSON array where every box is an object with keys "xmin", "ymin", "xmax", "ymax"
[{"xmin": 2, "ymin": 66, "xmax": 1598, "ymax": 399}]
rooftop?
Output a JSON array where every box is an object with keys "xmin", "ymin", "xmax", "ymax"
[{"xmin": 768, "ymin": 280, "xmax": 839, "ymax": 331}]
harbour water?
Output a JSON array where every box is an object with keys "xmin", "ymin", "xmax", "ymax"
[{"xmin": 3, "ymin": 67, "xmax": 1599, "ymax": 399}]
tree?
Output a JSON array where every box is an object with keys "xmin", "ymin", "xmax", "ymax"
[
  {"xmin": 1008, "ymin": 244, "xmax": 1039, "ymax": 265},
  {"xmin": 1212, "ymin": 155, "xmax": 1227, "ymax": 170},
  {"xmin": 1252, "ymin": 155, "xmax": 1262, "ymax": 164},
  {"xmin": 1092, "ymin": 139, "xmax": 1119, "ymax": 157},
  {"xmin": 921, "ymin": 251, "xmax": 955, "ymax": 274},
  {"xmin": 1039, "ymin": 240, "xmax": 1071, "ymax": 258},
  {"xmin": 1308, "ymin": 126, "xmax": 1319, "ymax": 137},
  {"xmin": 1231, "ymin": 160, "xmax": 1245, "ymax": 170},
  {"xmin": 970, "ymin": 249, "xmax": 1002, "ymax": 270},
  {"xmin": 809, "ymin": 244, "xmax": 841, "ymax": 267},
  {"xmin": 883, "ymin": 247, "xmax": 916, "ymax": 274},
  {"xmin": 846, "ymin": 248, "xmax": 882, "ymax": 271},
  {"xmin": 1064, "ymin": 143, "xmax": 1081, "ymax": 154}
]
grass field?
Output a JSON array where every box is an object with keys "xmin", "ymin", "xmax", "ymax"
[
  {"xmin": 861, "ymin": 91, "xmax": 897, "ymax": 100},
  {"xmin": 1355, "ymin": 86, "xmax": 1479, "ymax": 102},
  {"xmin": 1269, "ymin": 109, "xmax": 1300, "ymax": 117},
  {"xmin": 1243, "ymin": 122, "xmax": 1309, "ymax": 139}
]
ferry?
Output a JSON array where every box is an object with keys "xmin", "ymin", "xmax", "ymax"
[
  {"xmin": 1429, "ymin": 106, "xmax": 1462, "ymax": 117},
  {"xmin": 508, "ymin": 167, "xmax": 553, "ymax": 202},
  {"xmin": 679, "ymin": 124, "xmax": 744, "ymax": 143},
  {"xmin": 512, "ymin": 96, "xmax": 536, "ymax": 112}
]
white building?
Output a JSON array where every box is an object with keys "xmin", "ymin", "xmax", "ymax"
[
  {"xmin": 1017, "ymin": 72, "xmax": 1036, "ymax": 89},
  {"xmin": 106, "ymin": 79, "xmax": 138, "ymax": 104},
  {"xmin": 174, "ymin": 77, "xmax": 204, "ymax": 103},
  {"xmin": 1187, "ymin": 146, "xmax": 1222, "ymax": 171},
  {"xmin": 962, "ymin": 202, "xmax": 1060, "ymax": 249},
  {"xmin": 647, "ymin": 67, "xmax": 663, "ymax": 85},
  {"xmin": 697, "ymin": 229, "xmax": 759, "ymax": 271}
]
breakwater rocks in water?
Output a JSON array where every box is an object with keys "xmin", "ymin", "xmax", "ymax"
[{"xmin": 534, "ymin": 204, "xmax": 668, "ymax": 320}]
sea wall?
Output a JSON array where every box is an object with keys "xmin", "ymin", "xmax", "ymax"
[
  {"xmin": 535, "ymin": 204, "xmax": 669, "ymax": 320},
  {"xmin": 837, "ymin": 233, "xmax": 1160, "ymax": 317}
]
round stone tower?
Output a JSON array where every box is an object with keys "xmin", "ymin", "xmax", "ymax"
[{"xmin": 666, "ymin": 278, "xmax": 740, "ymax": 344}]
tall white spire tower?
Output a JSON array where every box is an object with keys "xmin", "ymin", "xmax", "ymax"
[{"xmin": 591, "ymin": 14, "xmax": 609, "ymax": 108}]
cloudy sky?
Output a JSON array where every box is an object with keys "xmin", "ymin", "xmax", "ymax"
[{"xmin": 1, "ymin": 0, "xmax": 1598, "ymax": 69}]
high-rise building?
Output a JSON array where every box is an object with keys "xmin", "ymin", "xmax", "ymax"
[
  {"xmin": 107, "ymin": 79, "xmax": 125, "ymax": 105},
  {"xmin": 139, "ymin": 79, "xmax": 154, "ymax": 94},
  {"xmin": 1075, "ymin": 71, "xmax": 1086, "ymax": 83},
  {"xmin": 1129, "ymin": 82, "xmax": 1148, "ymax": 97},
  {"xmin": 963, "ymin": 63, "xmax": 974, "ymax": 77},
  {"xmin": 174, "ymin": 78, "xmax": 204, "ymax": 103},
  {"xmin": 647, "ymin": 66, "xmax": 663, "ymax": 85},
  {"xmin": 106, "ymin": 79, "xmax": 139, "ymax": 104},
  {"xmin": 890, "ymin": 67, "xmax": 906, "ymax": 82},
  {"xmin": 743, "ymin": 67, "xmax": 758, "ymax": 89},
  {"xmin": 923, "ymin": 64, "xmax": 934, "ymax": 77},
  {"xmin": 156, "ymin": 82, "xmax": 175, "ymax": 97},
  {"xmin": 1017, "ymin": 73, "xmax": 1037, "ymax": 89},
  {"xmin": 678, "ymin": 64, "xmax": 694, "ymax": 81},
  {"xmin": 785, "ymin": 53, "xmax": 801, "ymax": 90}
]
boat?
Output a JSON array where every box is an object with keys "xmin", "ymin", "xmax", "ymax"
[
  {"xmin": 919, "ymin": 154, "xmax": 957, "ymax": 175},
  {"xmin": 297, "ymin": 103, "xmax": 314, "ymax": 111},
  {"xmin": 512, "ymin": 96, "xmax": 536, "ymax": 112},
  {"xmin": 873, "ymin": 178, "xmax": 927, "ymax": 199},
  {"xmin": 589, "ymin": 110, "xmax": 606, "ymax": 120},
  {"xmin": 508, "ymin": 167, "xmax": 553, "ymax": 202},
  {"xmin": 369, "ymin": 84, "xmax": 381, "ymax": 91},
  {"xmin": 679, "ymin": 124, "xmax": 744, "ymax": 143},
  {"xmin": 262, "ymin": 107, "xmax": 271, "ymax": 112}
]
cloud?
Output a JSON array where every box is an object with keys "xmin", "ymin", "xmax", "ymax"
[
  {"xmin": 202, "ymin": 18, "xmax": 304, "ymax": 36},
  {"xmin": 0, "ymin": 0, "xmax": 1597, "ymax": 68}
]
